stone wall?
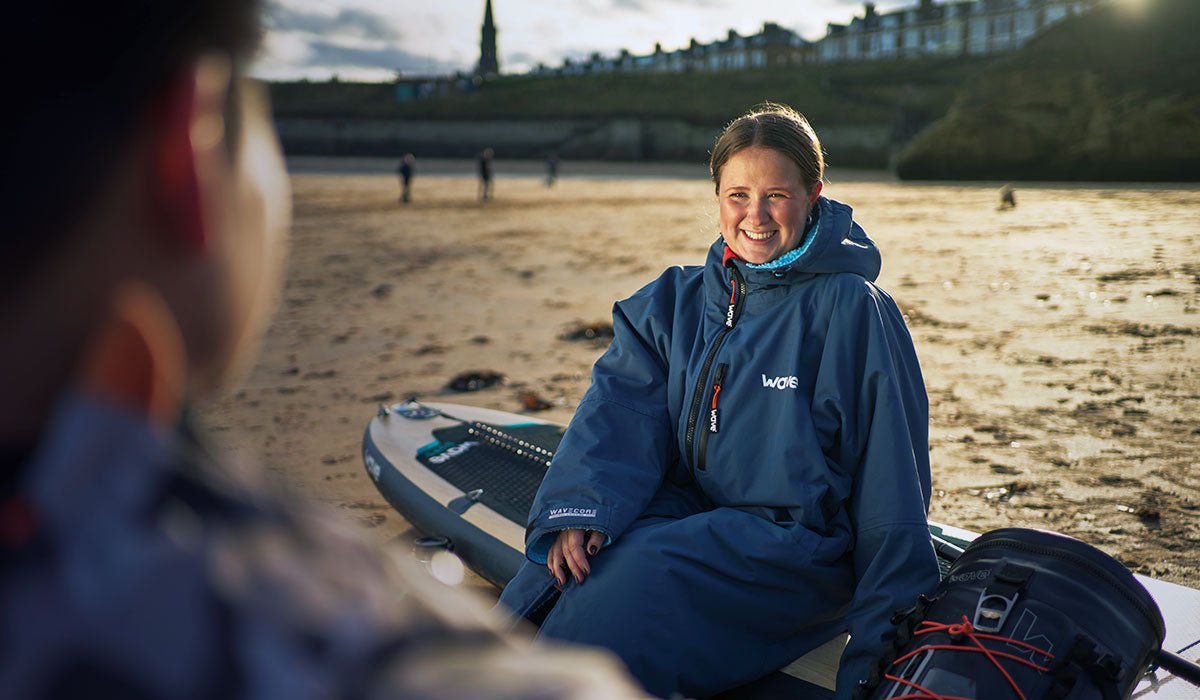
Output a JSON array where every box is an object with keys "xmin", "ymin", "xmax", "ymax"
[{"xmin": 274, "ymin": 117, "xmax": 893, "ymax": 167}]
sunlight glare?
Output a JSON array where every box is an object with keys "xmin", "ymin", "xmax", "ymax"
[{"xmin": 1114, "ymin": 0, "xmax": 1152, "ymax": 17}]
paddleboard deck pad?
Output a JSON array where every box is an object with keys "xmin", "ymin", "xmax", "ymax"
[
  {"xmin": 416, "ymin": 421, "xmax": 562, "ymax": 524},
  {"xmin": 363, "ymin": 400, "xmax": 1200, "ymax": 698}
]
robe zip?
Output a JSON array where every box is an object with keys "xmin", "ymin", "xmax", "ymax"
[
  {"xmin": 684, "ymin": 263, "xmax": 745, "ymax": 474},
  {"xmin": 695, "ymin": 362, "xmax": 727, "ymax": 473}
]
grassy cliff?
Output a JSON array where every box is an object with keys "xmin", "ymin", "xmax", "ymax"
[
  {"xmin": 269, "ymin": 56, "xmax": 986, "ymax": 131},
  {"xmin": 897, "ymin": 0, "xmax": 1200, "ymax": 181}
]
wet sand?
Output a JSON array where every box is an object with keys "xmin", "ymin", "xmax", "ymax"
[{"xmin": 203, "ymin": 158, "xmax": 1200, "ymax": 593}]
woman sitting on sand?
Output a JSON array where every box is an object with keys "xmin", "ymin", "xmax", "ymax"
[{"xmin": 498, "ymin": 103, "xmax": 939, "ymax": 699}]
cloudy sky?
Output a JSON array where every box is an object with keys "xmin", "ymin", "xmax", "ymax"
[{"xmin": 253, "ymin": 0, "xmax": 913, "ymax": 81}]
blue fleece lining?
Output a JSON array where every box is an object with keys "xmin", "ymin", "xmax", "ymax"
[{"xmin": 746, "ymin": 209, "xmax": 821, "ymax": 270}]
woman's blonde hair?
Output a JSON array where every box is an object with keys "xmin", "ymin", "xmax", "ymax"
[{"xmin": 709, "ymin": 103, "xmax": 824, "ymax": 195}]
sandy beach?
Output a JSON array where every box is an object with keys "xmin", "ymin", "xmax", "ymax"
[{"xmin": 202, "ymin": 157, "xmax": 1200, "ymax": 594}]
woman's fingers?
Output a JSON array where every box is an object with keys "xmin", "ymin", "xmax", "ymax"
[
  {"xmin": 548, "ymin": 529, "xmax": 605, "ymax": 587},
  {"xmin": 563, "ymin": 531, "xmax": 590, "ymax": 584},
  {"xmin": 547, "ymin": 536, "xmax": 567, "ymax": 587},
  {"xmin": 586, "ymin": 530, "xmax": 605, "ymax": 557}
]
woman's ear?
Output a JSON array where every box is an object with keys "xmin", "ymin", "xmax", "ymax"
[
  {"xmin": 809, "ymin": 180, "xmax": 824, "ymax": 205},
  {"xmin": 147, "ymin": 55, "xmax": 232, "ymax": 255}
]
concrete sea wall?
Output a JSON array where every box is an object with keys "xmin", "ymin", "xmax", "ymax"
[{"xmin": 274, "ymin": 117, "xmax": 893, "ymax": 167}]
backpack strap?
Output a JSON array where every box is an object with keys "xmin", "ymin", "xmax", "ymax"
[{"xmin": 1047, "ymin": 635, "xmax": 1123, "ymax": 700}]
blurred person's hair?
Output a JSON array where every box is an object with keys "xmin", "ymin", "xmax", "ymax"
[
  {"xmin": 1, "ymin": 1, "xmax": 261, "ymax": 296},
  {"xmin": 710, "ymin": 103, "xmax": 825, "ymax": 195}
]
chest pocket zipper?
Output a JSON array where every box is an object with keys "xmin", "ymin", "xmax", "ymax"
[{"xmin": 696, "ymin": 363, "xmax": 728, "ymax": 471}]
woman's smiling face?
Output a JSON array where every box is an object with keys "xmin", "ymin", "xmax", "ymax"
[{"xmin": 717, "ymin": 146, "xmax": 820, "ymax": 265}]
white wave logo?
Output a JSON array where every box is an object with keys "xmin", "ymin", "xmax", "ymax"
[{"xmin": 761, "ymin": 374, "xmax": 799, "ymax": 390}]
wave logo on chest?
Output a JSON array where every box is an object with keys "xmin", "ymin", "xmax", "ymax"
[{"xmin": 761, "ymin": 374, "xmax": 799, "ymax": 390}]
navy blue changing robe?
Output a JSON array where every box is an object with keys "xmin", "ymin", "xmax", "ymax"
[{"xmin": 498, "ymin": 196, "xmax": 940, "ymax": 698}]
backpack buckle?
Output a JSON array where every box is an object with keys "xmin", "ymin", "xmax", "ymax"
[{"xmin": 973, "ymin": 562, "xmax": 1033, "ymax": 632}]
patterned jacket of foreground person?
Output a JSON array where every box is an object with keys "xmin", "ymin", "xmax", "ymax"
[{"xmin": 0, "ymin": 391, "xmax": 645, "ymax": 699}]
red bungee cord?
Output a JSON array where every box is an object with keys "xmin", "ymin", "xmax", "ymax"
[{"xmin": 881, "ymin": 615, "xmax": 1056, "ymax": 700}]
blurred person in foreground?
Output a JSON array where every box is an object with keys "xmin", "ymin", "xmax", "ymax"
[{"xmin": 0, "ymin": 2, "xmax": 642, "ymax": 698}]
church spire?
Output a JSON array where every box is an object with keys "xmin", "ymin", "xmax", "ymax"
[{"xmin": 477, "ymin": 0, "xmax": 499, "ymax": 77}]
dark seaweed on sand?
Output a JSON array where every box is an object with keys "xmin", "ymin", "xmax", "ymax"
[
  {"xmin": 559, "ymin": 322, "xmax": 614, "ymax": 343},
  {"xmin": 445, "ymin": 370, "xmax": 505, "ymax": 392}
]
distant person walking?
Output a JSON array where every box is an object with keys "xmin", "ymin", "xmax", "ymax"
[
  {"xmin": 546, "ymin": 152, "xmax": 560, "ymax": 187},
  {"xmin": 398, "ymin": 153, "xmax": 415, "ymax": 203},
  {"xmin": 477, "ymin": 147, "xmax": 494, "ymax": 201},
  {"xmin": 999, "ymin": 183, "xmax": 1017, "ymax": 210}
]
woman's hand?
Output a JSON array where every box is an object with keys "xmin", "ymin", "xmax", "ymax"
[{"xmin": 547, "ymin": 529, "xmax": 606, "ymax": 587}]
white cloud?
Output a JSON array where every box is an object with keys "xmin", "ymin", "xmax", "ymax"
[{"xmin": 265, "ymin": 2, "xmax": 402, "ymax": 41}]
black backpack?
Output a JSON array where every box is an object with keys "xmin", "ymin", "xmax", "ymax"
[{"xmin": 857, "ymin": 528, "xmax": 1165, "ymax": 700}]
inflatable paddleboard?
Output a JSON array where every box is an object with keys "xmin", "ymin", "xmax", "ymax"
[{"xmin": 362, "ymin": 400, "xmax": 1200, "ymax": 698}]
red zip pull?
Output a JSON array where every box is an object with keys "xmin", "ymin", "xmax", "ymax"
[
  {"xmin": 726, "ymin": 273, "xmax": 737, "ymax": 328},
  {"xmin": 724, "ymin": 264, "xmax": 745, "ymax": 329},
  {"xmin": 708, "ymin": 363, "xmax": 727, "ymax": 433}
]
